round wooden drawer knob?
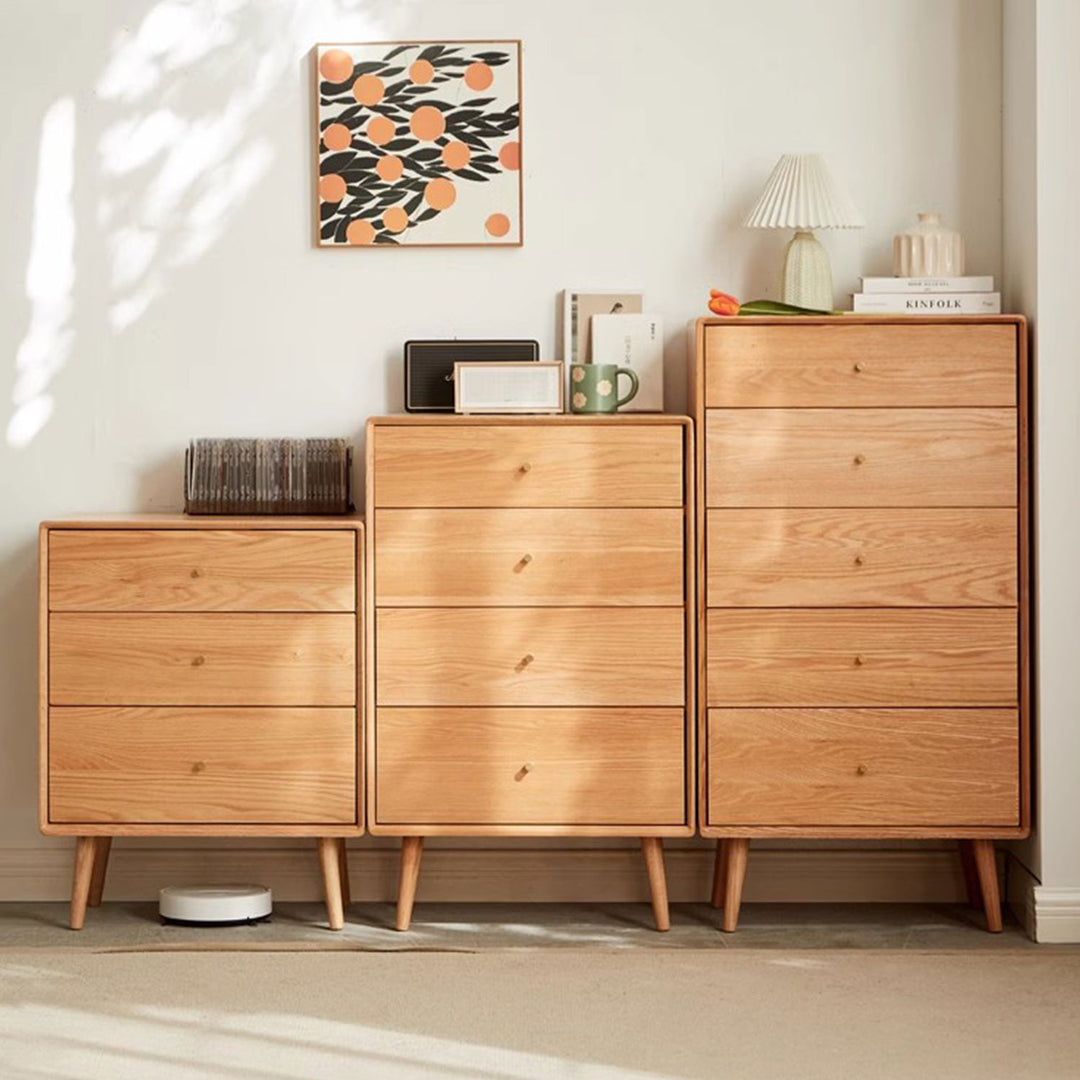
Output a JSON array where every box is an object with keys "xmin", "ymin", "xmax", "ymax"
[
  {"xmin": 190, "ymin": 568, "xmax": 202, "ymax": 579},
  {"xmin": 854, "ymin": 453, "xmax": 866, "ymax": 466},
  {"xmin": 191, "ymin": 655, "xmax": 206, "ymax": 667},
  {"xmin": 519, "ymin": 553, "xmax": 533, "ymax": 566},
  {"xmin": 856, "ymin": 764, "xmax": 868, "ymax": 776},
  {"xmin": 854, "ymin": 553, "xmax": 865, "ymax": 567},
  {"xmin": 853, "ymin": 361, "xmax": 866, "ymax": 373},
  {"xmin": 516, "ymin": 653, "xmax": 535, "ymax": 672},
  {"xmin": 853, "ymin": 654, "xmax": 866, "ymax": 667},
  {"xmin": 192, "ymin": 761, "xmax": 207, "ymax": 774},
  {"xmin": 519, "ymin": 462, "xmax": 532, "ymax": 474}
]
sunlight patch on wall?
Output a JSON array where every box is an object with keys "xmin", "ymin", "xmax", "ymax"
[
  {"xmin": 95, "ymin": 0, "xmax": 396, "ymax": 334},
  {"xmin": 8, "ymin": 97, "xmax": 76, "ymax": 449}
]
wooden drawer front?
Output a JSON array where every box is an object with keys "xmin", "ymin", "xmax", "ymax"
[
  {"xmin": 705, "ymin": 409, "xmax": 1016, "ymax": 507},
  {"xmin": 706, "ymin": 609, "xmax": 1016, "ymax": 707},
  {"xmin": 373, "ymin": 425, "xmax": 683, "ymax": 508},
  {"xmin": 377, "ymin": 608, "xmax": 684, "ymax": 706},
  {"xmin": 375, "ymin": 508, "xmax": 683, "ymax": 606},
  {"xmin": 707, "ymin": 509, "xmax": 1017, "ymax": 607},
  {"xmin": 48, "ymin": 707, "xmax": 356, "ymax": 824},
  {"xmin": 706, "ymin": 708, "xmax": 1019, "ymax": 827},
  {"xmin": 704, "ymin": 324, "xmax": 1016, "ymax": 407},
  {"xmin": 49, "ymin": 530, "xmax": 356, "ymax": 612},
  {"xmin": 376, "ymin": 707, "xmax": 684, "ymax": 825},
  {"xmin": 50, "ymin": 613, "xmax": 356, "ymax": 706}
]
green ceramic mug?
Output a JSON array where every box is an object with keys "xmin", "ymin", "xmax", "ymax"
[{"xmin": 569, "ymin": 363, "xmax": 639, "ymax": 414}]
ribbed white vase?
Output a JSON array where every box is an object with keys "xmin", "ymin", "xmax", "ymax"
[
  {"xmin": 893, "ymin": 213, "xmax": 965, "ymax": 276},
  {"xmin": 781, "ymin": 230, "xmax": 833, "ymax": 310}
]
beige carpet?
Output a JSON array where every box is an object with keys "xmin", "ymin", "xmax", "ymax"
[{"xmin": 1, "ymin": 948, "xmax": 1079, "ymax": 1079}]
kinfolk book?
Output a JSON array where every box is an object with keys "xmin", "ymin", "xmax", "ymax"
[
  {"xmin": 860, "ymin": 275, "xmax": 995, "ymax": 293},
  {"xmin": 852, "ymin": 292, "xmax": 1001, "ymax": 315}
]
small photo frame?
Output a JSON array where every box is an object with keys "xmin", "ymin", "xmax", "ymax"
[{"xmin": 454, "ymin": 361, "xmax": 564, "ymax": 414}]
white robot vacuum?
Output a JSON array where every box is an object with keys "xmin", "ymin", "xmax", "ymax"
[{"xmin": 159, "ymin": 884, "xmax": 272, "ymax": 925}]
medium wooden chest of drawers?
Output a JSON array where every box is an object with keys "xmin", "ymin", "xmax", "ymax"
[
  {"xmin": 690, "ymin": 316, "xmax": 1030, "ymax": 932},
  {"xmin": 39, "ymin": 516, "xmax": 364, "ymax": 929},
  {"xmin": 366, "ymin": 415, "xmax": 695, "ymax": 930}
]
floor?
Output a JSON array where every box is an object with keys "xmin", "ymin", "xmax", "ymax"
[
  {"xmin": 2, "ymin": 904, "xmax": 1078, "ymax": 1079},
  {"xmin": 0, "ymin": 900, "xmax": 1046, "ymax": 951}
]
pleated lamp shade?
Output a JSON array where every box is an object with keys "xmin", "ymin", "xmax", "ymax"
[{"xmin": 743, "ymin": 153, "xmax": 864, "ymax": 230}]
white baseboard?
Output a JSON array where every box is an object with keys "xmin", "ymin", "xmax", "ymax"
[
  {"xmin": 0, "ymin": 842, "xmax": 972, "ymax": 905},
  {"xmin": 1031, "ymin": 887, "xmax": 1080, "ymax": 943},
  {"xmin": 1004, "ymin": 858, "xmax": 1080, "ymax": 943}
]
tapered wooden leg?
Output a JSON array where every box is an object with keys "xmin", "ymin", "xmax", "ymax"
[
  {"xmin": 70, "ymin": 837, "xmax": 96, "ymax": 930},
  {"xmin": 710, "ymin": 839, "xmax": 727, "ymax": 909},
  {"xmin": 721, "ymin": 838, "xmax": 750, "ymax": 932},
  {"xmin": 87, "ymin": 837, "xmax": 112, "ymax": 908},
  {"xmin": 338, "ymin": 841, "xmax": 351, "ymax": 906},
  {"xmin": 958, "ymin": 840, "xmax": 981, "ymax": 908},
  {"xmin": 970, "ymin": 839, "xmax": 1003, "ymax": 933},
  {"xmin": 317, "ymin": 837, "xmax": 345, "ymax": 930},
  {"xmin": 640, "ymin": 838, "xmax": 670, "ymax": 931},
  {"xmin": 396, "ymin": 837, "xmax": 424, "ymax": 931}
]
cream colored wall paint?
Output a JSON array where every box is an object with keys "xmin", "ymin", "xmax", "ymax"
[
  {"xmin": 1030, "ymin": 0, "xmax": 1080, "ymax": 894},
  {"xmin": 0, "ymin": 0, "xmax": 1003, "ymax": 880},
  {"xmin": 1002, "ymin": 0, "xmax": 1080, "ymax": 939}
]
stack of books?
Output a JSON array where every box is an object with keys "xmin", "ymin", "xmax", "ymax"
[{"xmin": 852, "ymin": 276, "xmax": 1001, "ymax": 314}]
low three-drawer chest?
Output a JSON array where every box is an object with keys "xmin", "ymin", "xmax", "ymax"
[{"xmin": 39, "ymin": 516, "xmax": 364, "ymax": 929}]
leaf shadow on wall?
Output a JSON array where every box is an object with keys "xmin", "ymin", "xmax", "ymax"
[{"xmin": 7, "ymin": 0, "xmax": 405, "ymax": 452}]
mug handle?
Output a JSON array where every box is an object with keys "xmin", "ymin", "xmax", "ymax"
[{"xmin": 615, "ymin": 367, "xmax": 639, "ymax": 409}]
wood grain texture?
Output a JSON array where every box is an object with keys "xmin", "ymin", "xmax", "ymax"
[
  {"xmin": 376, "ymin": 607, "xmax": 684, "ymax": 707},
  {"xmin": 375, "ymin": 508, "xmax": 683, "ymax": 606},
  {"xmin": 706, "ymin": 508, "xmax": 1017, "ymax": 607},
  {"xmin": 50, "ymin": 612, "xmax": 356, "ymax": 707},
  {"xmin": 707, "ymin": 708, "xmax": 1019, "ymax": 827},
  {"xmin": 48, "ymin": 529, "xmax": 356, "ymax": 612},
  {"xmin": 375, "ymin": 707, "xmax": 685, "ymax": 825},
  {"xmin": 372, "ymin": 424, "xmax": 683, "ymax": 508},
  {"xmin": 703, "ymin": 323, "xmax": 1016, "ymax": 407},
  {"xmin": 705, "ymin": 408, "xmax": 1016, "ymax": 508},
  {"xmin": 706, "ymin": 608, "xmax": 1017, "ymax": 707},
  {"xmin": 48, "ymin": 707, "xmax": 357, "ymax": 824}
]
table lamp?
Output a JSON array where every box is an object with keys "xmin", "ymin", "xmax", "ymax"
[{"xmin": 743, "ymin": 153, "xmax": 864, "ymax": 311}]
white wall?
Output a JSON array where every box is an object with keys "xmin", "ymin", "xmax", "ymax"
[
  {"xmin": 1003, "ymin": 0, "xmax": 1080, "ymax": 941},
  {"xmin": 0, "ymin": 0, "xmax": 1004, "ymax": 895}
]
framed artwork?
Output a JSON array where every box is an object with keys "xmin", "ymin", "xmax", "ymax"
[{"xmin": 315, "ymin": 41, "xmax": 522, "ymax": 247}]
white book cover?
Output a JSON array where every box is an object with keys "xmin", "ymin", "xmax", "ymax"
[
  {"xmin": 861, "ymin": 275, "xmax": 994, "ymax": 293},
  {"xmin": 852, "ymin": 292, "xmax": 1001, "ymax": 314},
  {"xmin": 590, "ymin": 313, "xmax": 664, "ymax": 411}
]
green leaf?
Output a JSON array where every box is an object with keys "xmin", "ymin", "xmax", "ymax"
[{"xmin": 737, "ymin": 299, "xmax": 840, "ymax": 316}]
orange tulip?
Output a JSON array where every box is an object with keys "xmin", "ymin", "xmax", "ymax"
[{"xmin": 707, "ymin": 290, "xmax": 740, "ymax": 316}]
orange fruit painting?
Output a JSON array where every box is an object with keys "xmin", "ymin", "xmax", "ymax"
[{"xmin": 316, "ymin": 41, "xmax": 522, "ymax": 245}]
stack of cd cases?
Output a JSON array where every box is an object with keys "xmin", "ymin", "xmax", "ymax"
[{"xmin": 184, "ymin": 438, "xmax": 353, "ymax": 515}]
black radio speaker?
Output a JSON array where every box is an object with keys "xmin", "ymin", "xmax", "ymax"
[{"xmin": 404, "ymin": 339, "xmax": 540, "ymax": 411}]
